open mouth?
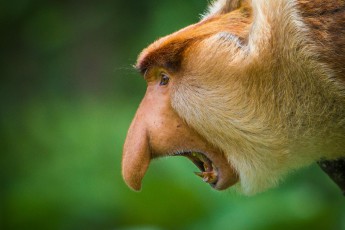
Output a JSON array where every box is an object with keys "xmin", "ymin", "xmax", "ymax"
[
  {"xmin": 181, "ymin": 152, "xmax": 218, "ymax": 185},
  {"xmin": 121, "ymin": 112, "xmax": 239, "ymax": 192},
  {"xmin": 173, "ymin": 150, "xmax": 238, "ymax": 190}
]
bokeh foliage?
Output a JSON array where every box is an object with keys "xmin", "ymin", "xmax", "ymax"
[{"xmin": 1, "ymin": 1, "xmax": 344, "ymax": 229}]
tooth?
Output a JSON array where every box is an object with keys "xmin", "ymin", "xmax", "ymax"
[
  {"xmin": 194, "ymin": 171, "xmax": 217, "ymax": 184},
  {"xmin": 204, "ymin": 162, "xmax": 210, "ymax": 171},
  {"xmin": 194, "ymin": 172, "xmax": 204, "ymax": 178},
  {"xmin": 203, "ymin": 172, "xmax": 217, "ymax": 183}
]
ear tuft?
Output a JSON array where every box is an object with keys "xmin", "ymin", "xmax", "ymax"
[{"xmin": 203, "ymin": 0, "xmax": 244, "ymax": 18}]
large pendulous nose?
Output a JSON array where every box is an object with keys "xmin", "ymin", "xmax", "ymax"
[{"xmin": 121, "ymin": 110, "xmax": 152, "ymax": 191}]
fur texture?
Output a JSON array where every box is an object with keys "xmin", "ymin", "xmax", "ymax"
[
  {"xmin": 124, "ymin": 0, "xmax": 345, "ymax": 195},
  {"xmin": 173, "ymin": 0, "xmax": 345, "ymax": 194}
]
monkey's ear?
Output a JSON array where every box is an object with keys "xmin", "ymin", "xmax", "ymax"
[{"xmin": 203, "ymin": 0, "xmax": 244, "ymax": 18}]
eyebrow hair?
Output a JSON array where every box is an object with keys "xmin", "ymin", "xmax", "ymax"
[{"xmin": 135, "ymin": 38, "xmax": 198, "ymax": 75}]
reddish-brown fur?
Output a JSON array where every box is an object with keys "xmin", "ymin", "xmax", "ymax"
[{"xmin": 298, "ymin": 1, "xmax": 345, "ymax": 82}]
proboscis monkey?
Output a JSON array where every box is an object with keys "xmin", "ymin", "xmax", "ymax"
[{"xmin": 122, "ymin": 0, "xmax": 345, "ymax": 195}]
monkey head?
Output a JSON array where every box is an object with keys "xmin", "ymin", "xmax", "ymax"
[{"xmin": 122, "ymin": 0, "xmax": 345, "ymax": 195}]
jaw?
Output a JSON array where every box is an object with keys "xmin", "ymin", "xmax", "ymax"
[
  {"xmin": 121, "ymin": 85, "xmax": 238, "ymax": 191},
  {"xmin": 122, "ymin": 136, "xmax": 238, "ymax": 191},
  {"xmin": 178, "ymin": 150, "xmax": 238, "ymax": 190}
]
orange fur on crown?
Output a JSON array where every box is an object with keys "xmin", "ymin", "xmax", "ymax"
[{"xmin": 136, "ymin": 2, "xmax": 252, "ymax": 74}]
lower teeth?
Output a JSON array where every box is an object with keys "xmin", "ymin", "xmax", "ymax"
[{"xmin": 194, "ymin": 171, "xmax": 217, "ymax": 184}]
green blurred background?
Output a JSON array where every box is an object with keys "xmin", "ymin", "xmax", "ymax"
[{"xmin": 1, "ymin": 0, "xmax": 344, "ymax": 229}]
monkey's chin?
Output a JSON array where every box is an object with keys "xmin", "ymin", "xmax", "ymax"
[{"xmin": 177, "ymin": 151, "xmax": 239, "ymax": 190}]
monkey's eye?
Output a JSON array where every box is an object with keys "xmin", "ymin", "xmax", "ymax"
[{"xmin": 159, "ymin": 73, "xmax": 170, "ymax": 86}]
